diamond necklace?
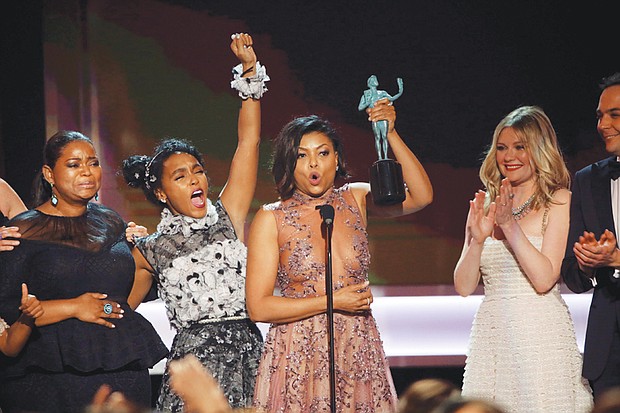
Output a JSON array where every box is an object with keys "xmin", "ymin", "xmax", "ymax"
[{"xmin": 512, "ymin": 193, "xmax": 535, "ymax": 220}]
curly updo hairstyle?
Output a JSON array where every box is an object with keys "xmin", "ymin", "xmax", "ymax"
[{"xmin": 122, "ymin": 138, "xmax": 205, "ymax": 206}]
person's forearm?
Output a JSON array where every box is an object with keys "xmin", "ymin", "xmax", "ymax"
[
  {"xmin": 3, "ymin": 319, "xmax": 33, "ymax": 356},
  {"xmin": 501, "ymin": 220, "xmax": 558, "ymax": 293},
  {"xmin": 388, "ymin": 129, "xmax": 433, "ymax": 211},
  {"xmin": 35, "ymin": 299, "xmax": 77, "ymax": 326},
  {"xmin": 248, "ymin": 295, "xmax": 326, "ymax": 324},
  {"xmin": 454, "ymin": 240, "xmax": 484, "ymax": 296}
]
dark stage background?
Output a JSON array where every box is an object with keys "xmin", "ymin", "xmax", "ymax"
[{"xmin": 0, "ymin": 0, "xmax": 616, "ymax": 397}]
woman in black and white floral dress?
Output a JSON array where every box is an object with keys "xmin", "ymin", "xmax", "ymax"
[{"xmin": 121, "ymin": 33, "xmax": 268, "ymax": 412}]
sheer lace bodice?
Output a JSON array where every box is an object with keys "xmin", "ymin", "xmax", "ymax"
[
  {"xmin": 253, "ymin": 185, "xmax": 397, "ymax": 413},
  {"xmin": 267, "ymin": 186, "xmax": 370, "ymax": 298}
]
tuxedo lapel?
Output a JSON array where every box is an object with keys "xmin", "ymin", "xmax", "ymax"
[{"xmin": 592, "ymin": 157, "xmax": 616, "ymax": 236}]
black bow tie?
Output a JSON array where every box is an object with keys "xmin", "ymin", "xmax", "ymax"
[{"xmin": 608, "ymin": 160, "xmax": 620, "ymax": 180}]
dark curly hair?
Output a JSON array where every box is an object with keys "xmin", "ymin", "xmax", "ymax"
[
  {"xmin": 122, "ymin": 137, "xmax": 205, "ymax": 206},
  {"xmin": 271, "ymin": 115, "xmax": 350, "ymax": 200}
]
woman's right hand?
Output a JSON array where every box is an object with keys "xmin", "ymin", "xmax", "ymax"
[
  {"xmin": 0, "ymin": 226, "xmax": 21, "ymax": 251},
  {"xmin": 73, "ymin": 293, "xmax": 124, "ymax": 329},
  {"xmin": 467, "ymin": 190, "xmax": 495, "ymax": 244},
  {"xmin": 333, "ymin": 281, "xmax": 373, "ymax": 314}
]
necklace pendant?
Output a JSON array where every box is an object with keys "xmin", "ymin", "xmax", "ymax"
[{"xmin": 511, "ymin": 193, "xmax": 535, "ymax": 220}]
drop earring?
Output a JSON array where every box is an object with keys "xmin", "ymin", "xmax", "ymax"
[
  {"xmin": 95, "ymin": 192, "xmax": 99, "ymax": 201},
  {"xmin": 50, "ymin": 184, "xmax": 58, "ymax": 207}
]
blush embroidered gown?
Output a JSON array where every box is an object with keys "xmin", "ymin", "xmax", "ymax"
[{"xmin": 252, "ymin": 185, "xmax": 398, "ymax": 413}]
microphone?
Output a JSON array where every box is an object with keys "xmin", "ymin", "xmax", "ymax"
[{"xmin": 316, "ymin": 204, "xmax": 335, "ymax": 225}]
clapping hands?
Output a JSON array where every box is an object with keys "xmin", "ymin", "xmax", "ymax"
[
  {"xmin": 466, "ymin": 190, "xmax": 496, "ymax": 245},
  {"xmin": 574, "ymin": 229, "xmax": 620, "ymax": 271}
]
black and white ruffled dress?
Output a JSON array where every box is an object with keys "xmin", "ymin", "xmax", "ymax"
[{"xmin": 136, "ymin": 199, "xmax": 263, "ymax": 412}]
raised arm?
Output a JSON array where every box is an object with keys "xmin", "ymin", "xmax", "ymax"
[
  {"xmin": 453, "ymin": 190, "xmax": 495, "ymax": 296},
  {"xmin": 389, "ymin": 78, "xmax": 404, "ymax": 102},
  {"xmin": 354, "ymin": 99, "xmax": 433, "ymax": 219},
  {"xmin": 220, "ymin": 33, "xmax": 265, "ymax": 242},
  {"xmin": 245, "ymin": 208, "xmax": 371, "ymax": 324}
]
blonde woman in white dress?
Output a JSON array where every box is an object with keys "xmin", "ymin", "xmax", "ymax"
[{"xmin": 453, "ymin": 106, "xmax": 593, "ymax": 413}]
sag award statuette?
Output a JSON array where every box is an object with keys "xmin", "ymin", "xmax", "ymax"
[{"xmin": 358, "ymin": 75, "xmax": 405, "ymax": 205}]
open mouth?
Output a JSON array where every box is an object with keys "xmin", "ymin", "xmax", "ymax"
[
  {"xmin": 309, "ymin": 172, "xmax": 321, "ymax": 186},
  {"xmin": 190, "ymin": 189, "xmax": 206, "ymax": 208},
  {"xmin": 504, "ymin": 165, "xmax": 522, "ymax": 171}
]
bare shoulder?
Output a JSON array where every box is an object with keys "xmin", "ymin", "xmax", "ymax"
[
  {"xmin": 551, "ymin": 188, "xmax": 571, "ymax": 205},
  {"xmin": 249, "ymin": 205, "xmax": 277, "ymax": 232},
  {"xmin": 347, "ymin": 181, "xmax": 370, "ymax": 200}
]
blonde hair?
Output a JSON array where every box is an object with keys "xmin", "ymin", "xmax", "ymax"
[
  {"xmin": 479, "ymin": 106, "xmax": 570, "ymax": 212},
  {"xmin": 397, "ymin": 378, "xmax": 460, "ymax": 413}
]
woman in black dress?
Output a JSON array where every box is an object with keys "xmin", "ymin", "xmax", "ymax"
[{"xmin": 0, "ymin": 130, "xmax": 168, "ymax": 413}]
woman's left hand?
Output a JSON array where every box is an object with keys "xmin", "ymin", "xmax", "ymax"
[
  {"xmin": 74, "ymin": 293, "xmax": 124, "ymax": 329},
  {"xmin": 366, "ymin": 98, "xmax": 396, "ymax": 133}
]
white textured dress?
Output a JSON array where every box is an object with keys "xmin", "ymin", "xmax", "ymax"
[{"xmin": 462, "ymin": 235, "xmax": 593, "ymax": 413}]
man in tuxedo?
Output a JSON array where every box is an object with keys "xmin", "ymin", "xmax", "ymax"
[{"xmin": 561, "ymin": 72, "xmax": 620, "ymax": 400}]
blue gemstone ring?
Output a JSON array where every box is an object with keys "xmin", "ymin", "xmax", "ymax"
[{"xmin": 103, "ymin": 303, "xmax": 113, "ymax": 315}]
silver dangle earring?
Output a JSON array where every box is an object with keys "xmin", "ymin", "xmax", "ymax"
[
  {"xmin": 95, "ymin": 192, "xmax": 99, "ymax": 201},
  {"xmin": 50, "ymin": 184, "xmax": 58, "ymax": 207}
]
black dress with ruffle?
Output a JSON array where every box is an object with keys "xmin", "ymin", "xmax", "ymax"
[{"xmin": 0, "ymin": 203, "xmax": 168, "ymax": 413}]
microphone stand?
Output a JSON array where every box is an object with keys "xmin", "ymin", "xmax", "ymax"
[{"xmin": 316, "ymin": 204, "xmax": 336, "ymax": 413}]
